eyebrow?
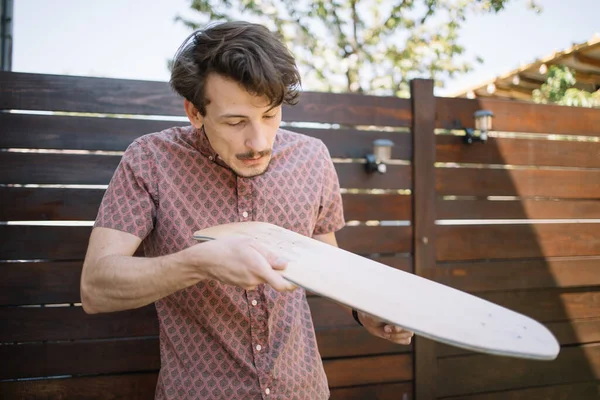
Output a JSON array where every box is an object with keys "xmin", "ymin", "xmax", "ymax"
[{"xmin": 218, "ymin": 106, "xmax": 279, "ymax": 119}]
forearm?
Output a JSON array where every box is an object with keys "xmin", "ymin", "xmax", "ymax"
[{"xmin": 81, "ymin": 251, "xmax": 203, "ymax": 314}]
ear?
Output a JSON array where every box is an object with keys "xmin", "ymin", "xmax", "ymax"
[{"xmin": 184, "ymin": 99, "xmax": 204, "ymax": 129}]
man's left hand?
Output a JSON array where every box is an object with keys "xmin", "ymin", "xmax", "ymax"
[{"xmin": 357, "ymin": 311, "xmax": 414, "ymax": 345}]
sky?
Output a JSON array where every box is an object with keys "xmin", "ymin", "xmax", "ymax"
[{"xmin": 10, "ymin": 0, "xmax": 600, "ymax": 97}]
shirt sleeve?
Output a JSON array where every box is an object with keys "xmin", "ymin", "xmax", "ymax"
[
  {"xmin": 313, "ymin": 141, "xmax": 345, "ymax": 235},
  {"xmin": 94, "ymin": 138, "xmax": 158, "ymax": 240}
]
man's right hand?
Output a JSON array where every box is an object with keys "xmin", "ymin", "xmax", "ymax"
[{"xmin": 180, "ymin": 236, "xmax": 297, "ymax": 292}]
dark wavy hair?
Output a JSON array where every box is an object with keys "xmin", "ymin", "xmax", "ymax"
[{"xmin": 170, "ymin": 21, "xmax": 301, "ymax": 116}]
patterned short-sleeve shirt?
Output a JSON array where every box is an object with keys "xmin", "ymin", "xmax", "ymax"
[{"xmin": 94, "ymin": 125, "xmax": 345, "ymax": 399}]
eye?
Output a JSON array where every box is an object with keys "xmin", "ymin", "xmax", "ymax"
[
  {"xmin": 225, "ymin": 120, "xmax": 244, "ymax": 126},
  {"xmin": 263, "ymin": 114, "xmax": 277, "ymax": 119}
]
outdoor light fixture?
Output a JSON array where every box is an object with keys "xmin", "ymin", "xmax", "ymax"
[
  {"xmin": 464, "ymin": 110, "xmax": 494, "ymax": 144},
  {"xmin": 365, "ymin": 139, "xmax": 394, "ymax": 174}
]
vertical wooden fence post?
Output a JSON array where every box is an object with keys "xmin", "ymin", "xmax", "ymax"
[{"xmin": 410, "ymin": 79, "xmax": 437, "ymax": 400}]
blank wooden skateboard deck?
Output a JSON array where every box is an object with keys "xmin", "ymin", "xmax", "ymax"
[{"xmin": 193, "ymin": 221, "xmax": 560, "ymax": 361}]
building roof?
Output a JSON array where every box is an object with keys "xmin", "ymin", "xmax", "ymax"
[{"xmin": 449, "ymin": 33, "xmax": 600, "ymax": 101}]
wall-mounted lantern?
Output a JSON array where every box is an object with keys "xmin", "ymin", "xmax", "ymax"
[
  {"xmin": 464, "ymin": 110, "xmax": 494, "ymax": 144},
  {"xmin": 365, "ymin": 139, "xmax": 394, "ymax": 174}
]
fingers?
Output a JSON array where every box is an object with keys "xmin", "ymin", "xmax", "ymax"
[
  {"xmin": 249, "ymin": 241, "xmax": 297, "ymax": 292},
  {"xmin": 382, "ymin": 325, "xmax": 414, "ymax": 345}
]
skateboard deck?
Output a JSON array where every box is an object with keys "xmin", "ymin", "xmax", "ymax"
[{"xmin": 193, "ymin": 221, "xmax": 560, "ymax": 361}]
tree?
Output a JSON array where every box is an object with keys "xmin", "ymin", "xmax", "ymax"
[
  {"xmin": 533, "ymin": 65, "xmax": 600, "ymax": 108},
  {"xmin": 173, "ymin": 0, "xmax": 540, "ymax": 97}
]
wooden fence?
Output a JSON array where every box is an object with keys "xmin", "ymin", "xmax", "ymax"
[{"xmin": 0, "ymin": 71, "xmax": 599, "ymax": 399}]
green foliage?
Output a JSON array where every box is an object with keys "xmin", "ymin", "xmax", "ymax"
[
  {"xmin": 174, "ymin": 0, "xmax": 539, "ymax": 97},
  {"xmin": 533, "ymin": 65, "xmax": 600, "ymax": 108}
]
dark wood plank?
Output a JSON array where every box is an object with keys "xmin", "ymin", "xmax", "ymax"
[
  {"xmin": 342, "ymin": 193, "xmax": 412, "ymax": 221},
  {"xmin": 0, "ymin": 224, "xmax": 410, "ymax": 260},
  {"xmin": 0, "ymin": 225, "xmax": 94, "ymax": 260},
  {"xmin": 0, "ymin": 372, "xmax": 159, "ymax": 400},
  {"xmin": 0, "ymin": 112, "xmax": 187, "ymax": 150},
  {"xmin": 437, "ymin": 318, "xmax": 600, "ymax": 357},
  {"xmin": 324, "ymin": 354, "xmax": 413, "ymax": 388},
  {"xmin": 479, "ymin": 288, "xmax": 600, "ymax": 323},
  {"xmin": 317, "ymin": 326, "xmax": 412, "ymax": 359},
  {"xmin": 293, "ymin": 127, "xmax": 412, "ymax": 160},
  {"xmin": 0, "ymin": 305, "xmax": 159, "ymax": 342},
  {"xmin": 437, "ymin": 344, "xmax": 600, "ymax": 397},
  {"xmin": 436, "ymin": 96, "xmax": 600, "ymax": 136},
  {"xmin": 0, "ymin": 189, "xmax": 414, "ymax": 223},
  {"xmin": 437, "ymin": 135, "xmax": 600, "ymax": 168},
  {"xmin": 0, "ymin": 261, "xmax": 82, "ymax": 305},
  {"xmin": 436, "ymin": 223, "xmax": 600, "ymax": 261},
  {"xmin": 0, "ymin": 256, "xmax": 411, "ymax": 306},
  {"xmin": 437, "ymin": 167, "xmax": 600, "ymax": 199},
  {"xmin": 0, "ymin": 338, "xmax": 160, "ymax": 380},
  {"xmin": 0, "ymin": 113, "xmax": 413, "ymax": 158},
  {"xmin": 439, "ymin": 381, "xmax": 600, "ymax": 400},
  {"xmin": 0, "ymin": 72, "xmax": 413, "ymax": 126},
  {"xmin": 0, "ymin": 152, "xmax": 411, "ymax": 189},
  {"xmin": 411, "ymin": 78, "xmax": 438, "ymax": 400},
  {"xmin": 336, "ymin": 163, "xmax": 412, "ymax": 190},
  {"xmin": 427, "ymin": 256, "xmax": 600, "ymax": 292},
  {"xmin": 336, "ymin": 225, "xmax": 413, "ymax": 254},
  {"xmin": 0, "ymin": 187, "xmax": 104, "ymax": 221},
  {"xmin": 437, "ymin": 198, "xmax": 600, "ymax": 220},
  {"xmin": 330, "ymin": 382, "xmax": 413, "ymax": 400},
  {"xmin": 0, "ymin": 72, "xmax": 183, "ymax": 116},
  {"xmin": 0, "ymin": 152, "xmax": 119, "ymax": 185}
]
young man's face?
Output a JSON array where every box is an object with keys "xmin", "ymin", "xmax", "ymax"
[{"xmin": 186, "ymin": 73, "xmax": 282, "ymax": 178}]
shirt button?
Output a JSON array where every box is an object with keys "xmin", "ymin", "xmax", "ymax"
[
  {"xmin": 256, "ymin": 344, "xmax": 262, "ymax": 351},
  {"xmin": 242, "ymin": 211, "xmax": 249, "ymax": 218},
  {"xmin": 265, "ymin": 388, "xmax": 270, "ymax": 395},
  {"xmin": 251, "ymin": 300, "xmax": 258, "ymax": 306},
  {"xmin": 208, "ymin": 156, "xmax": 213, "ymax": 161}
]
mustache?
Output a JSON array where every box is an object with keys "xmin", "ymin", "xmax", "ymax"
[{"xmin": 236, "ymin": 150, "xmax": 271, "ymax": 160}]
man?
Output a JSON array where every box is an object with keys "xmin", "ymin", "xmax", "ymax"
[{"xmin": 81, "ymin": 21, "xmax": 413, "ymax": 400}]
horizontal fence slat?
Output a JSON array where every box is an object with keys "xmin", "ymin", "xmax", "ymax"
[
  {"xmin": 0, "ymin": 72, "xmax": 412, "ymax": 127},
  {"xmin": 1, "ymin": 188, "xmax": 415, "ymax": 222},
  {"xmin": 323, "ymin": 354, "xmax": 413, "ymax": 388},
  {"xmin": 437, "ymin": 318, "xmax": 600, "ymax": 358},
  {"xmin": 337, "ymin": 225, "xmax": 413, "ymax": 254},
  {"xmin": 317, "ymin": 327, "xmax": 411, "ymax": 359},
  {"xmin": 427, "ymin": 256, "xmax": 600, "ymax": 292},
  {"xmin": 294, "ymin": 128, "xmax": 412, "ymax": 160},
  {"xmin": 0, "ymin": 225, "xmax": 411, "ymax": 260},
  {"xmin": 437, "ymin": 381, "xmax": 600, "ymax": 400},
  {"xmin": 437, "ymin": 135, "xmax": 600, "ymax": 168},
  {"xmin": 436, "ymin": 96, "xmax": 600, "ymax": 136},
  {"xmin": 437, "ymin": 168, "xmax": 600, "ymax": 199},
  {"xmin": 0, "ymin": 72, "xmax": 184, "ymax": 116},
  {"xmin": 0, "ymin": 338, "xmax": 412, "ymax": 384},
  {"xmin": 0, "ymin": 113, "xmax": 188, "ymax": 151},
  {"xmin": 342, "ymin": 193, "xmax": 412, "ymax": 221},
  {"xmin": 436, "ymin": 224, "xmax": 600, "ymax": 261},
  {"xmin": 0, "ymin": 187, "xmax": 104, "ymax": 221},
  {"xmin": 0, "ymin": 372, "xmax": 159, "ymax": 400},
  {"xmin": 0, "ymin": 113, "xmax": 414, "ymax": 159},
  {"xmin": 330, "ymin": 382, "xmax": 413, "ymax": 400},
  {"xmin": 0, "ymin": 305, "xmax": 159, "ymax": 342},
  {"xmin": 0, "ymin": 338, "xmax": 160, "ymax": 380},
  {"xmin": 0, "ymin": 256, "xmax": 411, "ymax": 306},
  {"xmin": 0, "ymin": 152, "xmax": 411, "ymax": 189},
  {"xmin": 1, "ymin": 296, "xmax": 410, "ymax": 356},
  {"xmin": 437, "ymin": 344, "xmax": 600, "ymax": 397},
  {"xmin": 0, "ymin": 225, "xmax": 93, "ymax": 260},
  {"xmin": 0, "ymin": 261, "xmax": 82, "ymax": 305},
  {"xmin": 479, "ymin": 288, "xmax": 600, "ymax": 323},
  {"xmin": 438, "ymin": 198, "xmax": 600, "ymax": 220}
]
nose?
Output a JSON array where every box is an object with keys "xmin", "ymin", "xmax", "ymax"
[{"xmin": 244, "ymin": 123, "xmax": 269, "ymax": 152}]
